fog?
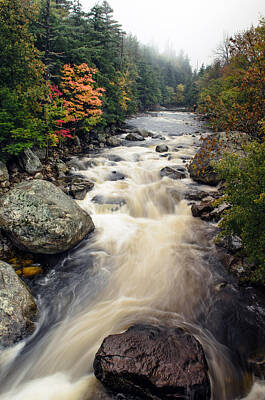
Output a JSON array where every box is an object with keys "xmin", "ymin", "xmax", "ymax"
[{"xmin": 81, "ymin": 0, "xmax": 264, "ymax": 68}]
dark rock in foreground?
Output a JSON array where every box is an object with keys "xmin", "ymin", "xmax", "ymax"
[
  {"xmin": 0, "ymin": 261, "xmax": 37, "ymax": 347},
  {"xmin": 0, "ymin": 180, "xmax": 94, "ymax": 254},
  {"xmin": 94, "ymin": 324, "xmax": 211, "ymax": 400}
]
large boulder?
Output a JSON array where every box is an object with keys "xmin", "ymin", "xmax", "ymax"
[
  {"xmin": 0, "ymin": 261, "xmax": 37, "ymax": 347},
  {"xmin": 94, "ymin": 324, "xmax": 211, "ymax": 400},
  {"xmin": 0, "ymin": 161, "xmax": 9, "ymax": 182},
  {"xmin": 18, "ymin": 148, "xmax": 43, "ymax": 174},
  {"xmin": 188, "ymin": 131, "xmax": 250, "ymax": 185},
  {"xmin": 0, "ymin": 180, "xmax": 94, "ymax": 254}
]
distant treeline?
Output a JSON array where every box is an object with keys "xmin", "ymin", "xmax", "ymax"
[{"xmin": 0, "ymin": 0, "xmax": 194, "ymax": 158}]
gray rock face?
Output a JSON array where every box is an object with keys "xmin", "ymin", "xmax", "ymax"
[
  {"xmin": 156, "ymin": 144, "xmax": 169, "ymax": 153},
  {"xmin": 94, "ymin": 324, "xmax": 211, "ymax": 400},
  {"xmin": 0, "ymin": 180, "xmax": 94, "ymax": 254},
  {"xmin": 189, "ymin": 131, "xmax": 250, "ymax": 185},
  {"xmin": 125, "ymin": 132, "xmax": 145, "ymax": 141},
  {"xmin": 18, "ymin": 148, "xmax": 43, "ymax": 174},
  {"xmin": 0, "ymin": 261, "xmax": 37, "ymax": 347},
  {"xmin": 0, "ymin": 161, "xmax": 9, "ymax": 182}
]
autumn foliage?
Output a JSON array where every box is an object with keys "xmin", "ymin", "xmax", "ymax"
[
  {"xmin": 198, "ymin": 18, "xmax": 265, "ymax": 139},
  {"xmin": 60, "ymin": 64, "xmax": 105, "ymax": 130}
]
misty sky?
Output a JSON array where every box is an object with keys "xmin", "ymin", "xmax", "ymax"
[{"xmin": 81, "ymin": 0, "xmax": 264, "ymax": 68}]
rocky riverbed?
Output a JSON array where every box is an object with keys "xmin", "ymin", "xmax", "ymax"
[{"xmin": 0, "ymin": 111, "xmax": 264, "ymax": 400}]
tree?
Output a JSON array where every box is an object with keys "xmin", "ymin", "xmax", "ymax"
[{"xmin": 0, "ymin": 0, "xmax": 46, "ymax": 158}]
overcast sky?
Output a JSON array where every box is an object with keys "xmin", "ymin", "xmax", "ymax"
[{"xmin": 81, "ymin": 0, "xmax": 264, "ymax": 69}]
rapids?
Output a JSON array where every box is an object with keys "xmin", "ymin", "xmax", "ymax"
[{"xmin": 0, "ymin": 111, "xmax": 264, "ymax": 400}]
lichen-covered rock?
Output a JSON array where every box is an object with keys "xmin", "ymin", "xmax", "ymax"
[
  {"xmin": 0, "ymin": 161, "xmax": 9, "ymax": 182},
  {"xmin": 0, "ymin": 180, "xmax": 94, "ymax": 254},
  {"xmin": 18, "ymin": 148, "xmax": 43, "ymax": 174},
  {"xmin": 0, "ymin": 261, "xmax": 37, "ymax": 347},
  {"xmin": 188, "ymin": 131, "xmax": 250, "ymax": 185},
  {"xmin": 94, "ymin": 324, "xmax": 211, "ymax": 400}
]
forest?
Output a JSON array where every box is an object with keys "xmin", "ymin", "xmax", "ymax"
[{"xmin": 0, "ymin": 0, "xmax": 192, "ymax": 158}]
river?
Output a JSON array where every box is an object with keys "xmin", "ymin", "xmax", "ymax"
[{"xmin": 0, "ymin": 111, "xmax": 264, "ymax": 400}]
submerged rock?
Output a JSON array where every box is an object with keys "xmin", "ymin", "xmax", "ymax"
[
  {"xmin": 107, "ymin": 171, "xmax": 126, "ymax": 181},
  {"xmin": 0, "ymin": 180, "xmax": 94, "ymax": 254},
  {"xmin": 94, "ymin": 324, "xmax": 211, "ymax": 400},
  {"xmin": 17, "ymin": 148, "xmax": 42, "ymax": 174},
  {"xmin": 0, "ymin": 261, "xmax": 37, "ymax": 347}
]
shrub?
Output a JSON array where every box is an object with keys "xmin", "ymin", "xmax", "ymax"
[{"xmin": 216, "ymin": 141, "xmax": 265, "ymax": 282}]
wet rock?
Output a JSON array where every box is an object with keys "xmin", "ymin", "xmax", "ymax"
[
  {"xmin": 108, "ymin": 155, "xmax": 124, "ymax": 162},
  {"xmin": 92, "ymin": 195, "xmax": 126, "ymax": 206},
  {"xmin": 0, "ymin": 261, "xmax": 37, "ymax": 347},
  {"xmin": 184, "ymin": 190, "xmax": 210, "ymax": 201},
  {"xmin": 17, "ymin": 148, "xmax": 42, "ymax": 175},
  {"xmin": 0, "ymin": 161, "xmax": 9, "ymax": 182},
  {"xmin": 152, "ymin": 134, "xmax": 166, "ymax": 140},
  {"xmin": 133, "ymin": 128, "xmax": 153, "ymax": 138},
  {"xmin": 107, "ymin": 171, "xmax": 126, "ymax": 181},
  {"xmin": 210, "ymin": 202, "xmax": 231, "ymax": 222},
  {"xmin": 191, "ymin": 202, "xmax": 214, "ymax": 220},
  {"xmin": 125, "ymin": 133, "xmax": 145, "ymax": 141},
  {"xmin": 156, "ymin": 144, "xmax": 169, "ymax": 153},
  {"xmin": 201, "ymin": 284, "xmax": 265, "ymax": 380},
  {"xmin": 189, "ymin": 131, "xmax": 250, "ymax": 185},
  {"xmin": 0, "ymin": 180, "xmax": 94, "ymax": 254},
  {"xmin": 106, "ymin": 137, "xmax": 121, "ymax": 147},
  {"xmin": 160, "ymin": 166, "xmax": 186, "ymax": 180},
  {"xmin": 94, "ymin": 324, "xmax": 211, "ymax": 400},
  {"xmin": 216, "ymin": 235, "xmax": 243, "ymax": 254},
  {"xmin": 69, "ymin": 177, "xmax": 94, "ymax": 200}
]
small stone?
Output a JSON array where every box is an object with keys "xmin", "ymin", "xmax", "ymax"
[
  {"xmin": 34, "ymin": 172, "xmax": 43, "ymax": 179},
  {"xmin": 22, "ymin": 266, "xmax": 43, "ymax": 277},
  {"xmin": 1, "ymin": 180, "xmax": 10, "ymax": 188},
  {"xmin": 156, "ymin": 144, "xmax": 169, "ymax": 153}
]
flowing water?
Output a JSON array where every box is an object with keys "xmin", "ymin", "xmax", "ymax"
[{"xmin": 0, "ymin": 111, "xmax": 264, "ymax": 400}]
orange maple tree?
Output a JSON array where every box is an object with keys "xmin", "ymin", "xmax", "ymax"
[{"xmin": 60, "ymin": 63, "xmax": 105, "ymax": 132}]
